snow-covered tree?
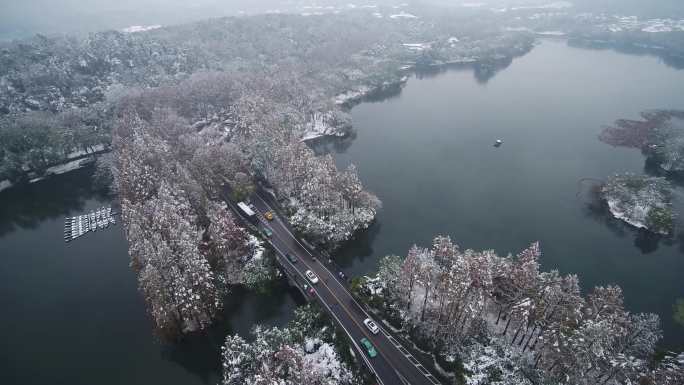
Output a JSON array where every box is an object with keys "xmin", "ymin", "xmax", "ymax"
[
  {"xmin": 114, "ymin": 112, "xmax": 170, "ymax": 204},
  {"xmin": 221, "ymin": 306, "xmax": 358, "ymax": 385},
  {"xmin": 644, "ymin": 353, "xmax": 684, "ymax": 385},
  {"xmin": 376, "ymin": 255, "xmax": 403, "ymax": 305},
  {"xmin": 601, "ymin": 173, "xmax": 674, "ymax": 235},
  {"xmin": 371, "ymin": 236, "xmax": 668, "ymax": 385},
  {"xmin": 126, "ymin": 182, "xmax": 221, "ymax": 335},
  {"xmin": 205, "ymin": 202, "xmax": 251, "ymax": 281},
  {"xmin": 463, "ymin": 338, "xmax": 535, "ymax": 385}
]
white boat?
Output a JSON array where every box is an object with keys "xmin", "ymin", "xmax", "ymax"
[{"xmin": 494, "ymin": 139, "xmax": 503, "ymax": 147}]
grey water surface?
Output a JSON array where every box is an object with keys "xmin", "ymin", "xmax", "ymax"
[{"xmin": 334, "ymin": 39, "xmax": 684, "ymax": 350}]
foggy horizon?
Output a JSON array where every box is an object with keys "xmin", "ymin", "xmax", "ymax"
[{"xmin": 3, "ymin": 0, "xmax": 684, "ymax": 40}]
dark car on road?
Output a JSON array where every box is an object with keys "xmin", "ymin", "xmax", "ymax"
[
  {"xmin": 286, "ymin": 253, "xmax": 297, "ymax": 264},
  {"xmin": 360, "ymin": 338, "xmax": 377, "ymax": 358}
]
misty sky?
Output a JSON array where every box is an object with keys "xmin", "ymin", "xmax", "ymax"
[{"xmin": 1, "ymin": 0, "xmax": 683, "ymax": 41}]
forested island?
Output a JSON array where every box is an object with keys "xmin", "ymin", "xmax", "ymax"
[
  {"xmin": 600, "ymin": 110, "xmax": 684, "ymax": 176},
  {"xmin": 601, "ymin": 174, "xmax": 674, "ymax": 235},
  {"xmin": 1, "ymin": 2, "xmax": 684, "ymax": 385},
  {"xmin": 597, "ymin": 110, "xmax": 683, "ymax": 235}
]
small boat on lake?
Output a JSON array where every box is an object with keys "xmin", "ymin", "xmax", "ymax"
[{"xmin": 494, "ymin": 139, "xmax": 503, "ymax": 147}]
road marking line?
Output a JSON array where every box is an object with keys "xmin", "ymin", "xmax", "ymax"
[{"xmin": 418, "ymin": 365, "xmax": 430, "ymax": 375}]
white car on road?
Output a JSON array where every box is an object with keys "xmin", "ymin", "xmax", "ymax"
[
  {"xmin": 305, "ymin": 270, "xmax": 319, "ymax": 284},
  {"xmin": 363, "ymin": 318, "xmax": 380, "ymax": 334}
]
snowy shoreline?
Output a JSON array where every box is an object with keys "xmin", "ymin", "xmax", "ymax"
[
  {"xmin": 0, "ymin": 145, "xmax": 109, "ymax": 193},
  {"xmin": 334, "ymin": 75, "xmax": 410, "ymax": 109},
  {"xmin": 601, "ymin": 174, "xmax": 674, "ymax": 235}
]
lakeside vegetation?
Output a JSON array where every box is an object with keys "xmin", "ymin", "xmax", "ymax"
[
  {"xmin": 221, "ymin": 305, "xmax": 366, "ymax": 385},
  {"xmin": 600, "ymin": 110, "xmax": 684, "ymax": 176},
  {"xmin": 596, "ymin": 110, "xmax": 683, "ymax": 236},
  {"xmin": 354, "ymin": 236, "xmax": 683, "ymax": 385},
  {"xmin": 601, "ymin": 174, "xmax": 674, "ymax": 235}
]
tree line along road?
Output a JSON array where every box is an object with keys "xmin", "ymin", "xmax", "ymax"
[{"xmin": 223, "ymin": 186, "xmax": 441, "ymax": 385}]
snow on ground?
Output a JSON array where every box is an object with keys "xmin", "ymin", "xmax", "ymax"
[
  {"xmin": 247, "ymin": 234, "xmax": 265, "ymax": 261},
  {"xmin": 390, "ymin": 12, "xmax": 418, "ymax": 19},
  {"xmin": 305, "ymin": 337, "xmax": 321, "ymax": 353},
  {"xmin": 536, "ymin": 30, "xmax": 566, "ymax": 36},
  {"xmin": 28, "ymin": 157, "xmax": 94, "ymax": 184},
  {"xmin": 511, "ymin": 1, "xmax": 573, "ymax": 11},
  {"xmin": 402, "ymin": 43, "xmax": 431, "ymax": 51},
  {"xmin": 335, "ymin": 76, "xmax": 409, "ymax": 106},
  {"xmin": 66, "ymin": 144, "xmax": 106, "ymax": 159},
  {"xmin": 0, "ymin": 180, "xmax": 12, "ymax": 192},
  {"xmin": 334, "ymin": 86, "xmax": 372, "ymax": 105},
  {"xmin": 505, "ymin": 27, "xmax": 533, "ymax": 32},
  {"xmin": 1, "ymin": 145, "xmax": 107, "ymax": 191},
  {"xmin": 606, "ymin": 199, "xmax": 650, "ymax": 230},
  {"xmin": 363, "ymin": 275, "xmax": 384, "ymax": 296},
  {"xmin": 299, "ymin": 336, "xmax": 351, "ymax": 381},
  {"xmin": 600, "ymin": 16, "xmax": 684, "ymax": 34},
  {"xmin": 300, "ymin": 111, "xmax": 350, "ymax": 141},
  {"xmin": 46, "ymin": 158, "xmax": 91, "ymax": 175},
  {"xmin": 461, "ymin": 2, "xmax": 486, "ymax": 8},
  {"xmin": 288, "ymin": 196, "xmax": 376, "ymax": 246},
  {"xmin": 602, "ymin": 174, "xmax": 673, "ymax": 235},
  {"xmin": 643, "ymin": 23, "xmax": 673, "ymax": 33},
  {"xmin": 301, "ymin": 132, "xmax": 325, "ymax": 141},
  {"xmin": 122, "ymin": 25, "xmax": 162, "ymax": 33}
]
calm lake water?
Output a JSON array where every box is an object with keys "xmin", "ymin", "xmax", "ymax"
[
  {"xmin": 334, "ymin": 39, "xmax": 684, "ymax": 349},
  {"xmin": 2, "ymin": 39, "xmax": 684, "ymax": 385}
]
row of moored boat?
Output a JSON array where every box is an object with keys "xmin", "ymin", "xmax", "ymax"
[{"xmin": 64, "ymin": 207, "xmax": 116, "ymax": 242}]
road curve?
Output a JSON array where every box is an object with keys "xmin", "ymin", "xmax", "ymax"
[{"xmin": 224, "ymin": 188, "xmax": 440, "ymax": 385}]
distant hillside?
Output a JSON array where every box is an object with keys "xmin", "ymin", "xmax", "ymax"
[
  {"xmin": 572, "ymin": 0, "xmax": 684, "ymax": 18},
  {"xmin": 433, "ymin": 1, "xmax": 684, "ymax": 18}
]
